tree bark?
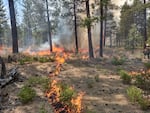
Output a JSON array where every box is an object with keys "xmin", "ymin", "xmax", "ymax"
[
  {"xmin": 104, "ymin": 5, "xmax": 107, "ymax": 47},
  {"xmin": 8, "ymin": 0, "xmax": 18, "ymax": 53},
  {"xmin": 0, "ymin": 57, "xmax": 6, "ymax": 79},
  {"xmin": 86, "ymin": 0, "xmax": 94, "ymax": 58},
  {"xmin": 73, "ymin": 0, "xmax": 78, "ymax": 53},
  {"xmin": 45, "ymin": 0, "xmax": 53, "ymax": 52},
  {"xmin": 100, "ymin": 0, "xmax": 103, "ymax": 57},
  {"xmin": 144, "ymin": 0, "xmax": 147, "ymax": 49}
]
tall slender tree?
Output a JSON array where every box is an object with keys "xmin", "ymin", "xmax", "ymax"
[
  {"xmin": 143, "ymin": 0, "xmax": 147, "ymax": 48},
  {"xmin": 86, "ymin": 0, "xmax": 94, "ymax": 58},
  {"xmin": 73, "ymin": 0, "xmax": 78, "ymax": 53},
  {"xmin": 100, "ymin": 0, "xmax": 103, "ymax": 57},
  {"xmin": 8, "ymin": 0, "xmax": 18, "ymax": 53},
  {"xmin": 45, "ymin": 0, "xmax": 52, "ymax": 52}
]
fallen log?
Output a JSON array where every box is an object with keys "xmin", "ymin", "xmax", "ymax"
[{"xmin": 0, "ymin": 67, "xmax": 18, "ymax": 88}]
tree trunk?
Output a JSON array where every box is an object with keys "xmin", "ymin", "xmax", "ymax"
[
  {"xmin": 110, "ymin": 34, "xmax": 112, "ymax": 48},
  {"xmin": 8, "ymin": 0, "xmax": 18, "ymax": 53},
  {"xmin": 100, "ymin": 0, "xmax": 103, "ymax": 57},
  {"xmin": 0, "ymin": 57, "xmax": 6, "ymax": 79},
  {"xmin": 73, "ymin": 0, "xmax": 78, "ymax": 53},
  {"xmin": 45, "ymin": 0, "xmax": 53, "ymax": 52},
  {"xmin": 86, "ymin": 0, "xmax": 94, "ymax": 58},
  {"xmin": 144, "ymin": 0, "xmax": 147, "ymax": 49},
  {"xmin": 104, "ymin": 5, "xmax": 107, "ymax": 47}
]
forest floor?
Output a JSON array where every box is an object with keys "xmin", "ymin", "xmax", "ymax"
[{"xmin": 0, "ymin": 48, "xmax": 150, "ymax": 113}]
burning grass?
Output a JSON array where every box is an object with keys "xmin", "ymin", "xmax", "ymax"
[{"xmin": 45, "ymin": 80, "xmax": 84, "ymax": 113}]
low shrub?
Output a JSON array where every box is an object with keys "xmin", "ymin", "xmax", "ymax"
[
  {"xmin": 135, "ymin": 75, "xmax": 145, "ymax": 87},
  {"xmin": 18, "ymin": 85, "xmax": 36, "ymax": 104},
  {"xmin": 27, "ymin": 76, "xmax": 50, "ymax": 91},
  {"xmin": 127, "ymin": 86, "xmax": 142, "ymax": 103},
  {"xmin": 138, "ymin": 97, "xmax": 150, "ymax": 110},
  {"xmin": 111, "ymin": 57, "xmax": 125, "ymax": 65},
  {"xmin": 119, "ymin": 70, "xmax": 132, "ymax": 84},
  {"xmin": 59, "ymin": 83, "xmax": 76, "ymax": 105}
]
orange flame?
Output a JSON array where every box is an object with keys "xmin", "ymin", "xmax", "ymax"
[
  {"xmin": 46, "ymin": 80, "xmax": 60, "ymax": 103},
  {"xmin": 46, "ymin": 80, "xmax": 84, "ymax": 113},
  {"xmin": 81, "ymin": 55, "xmax": 89, "ymax": 60},
  {"xmin": 71, "ymin": 92, "xmax": 84, "ymax": 113}
]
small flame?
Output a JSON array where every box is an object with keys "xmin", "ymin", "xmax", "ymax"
[
  {"xmin": 81, "ymin": 55, "xmax": 88, "ymax": 60},
  {"xmin": 71, "ymin": 92, "xmax": 84, "ymax": 113},
  {"xmin": 46, "ymin": 80, "xmax": 60, "ymax": 103}
]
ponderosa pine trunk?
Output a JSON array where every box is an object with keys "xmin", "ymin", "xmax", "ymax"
[
  {"xmin": 86, "ymin": 0, "xmax": 94, "ymax": 58},
  {"xmin": 8, "ymin": 0, "xmax": 18, "ymax": 53},
  {"xmin": 144, "ymin": 0, "xmax": 147, "ymax": 49},
  {"xmin": 73, "ymin": 0, "xmax": 78, "ymax": 53},
  {"xmin": 45, "ymin": 0, "xmax": 53, "ymax": 52},
  {"xmin": 100, "ymin": 0, "xmax": 103, "ymax": 57}
]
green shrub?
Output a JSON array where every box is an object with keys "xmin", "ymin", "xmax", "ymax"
[
  {"xmin": 138, "ymin": 98, "xmax": 150, "ymax": 110},
  {"xmin": 127, "ymin": 86, "xmax": 142, "ymax": 103},
  {"xmin": 19, "ymin": 59, "xmax": 25, "ymax": 65},
  {"xmin": 18, "ymin": 85, "xmax": 36, "ymax": 104},
  {"xmin": 59, "ymin": 83, "xmax": 76, "ymax": 105},
  {"xmin": 135, "ymin": 75, "xmax": 145, "ymax": 87},
  {"xmin": 18, "ymin": 56, "xmax": 33, "ymax": 64},
  {"xmin": 119, "ymin": 70, "xmax": 132, "ymax": 84},
  {"xmin": 38, "ymin": 57, "xmax": 49, "ymax": 63},
  {"xmin": 111, "ymin": 57, "xmax": 125, "ymax": 65},
  {"xmin": 27, "ymin": 76, "xmax": 50, "ymax": 91}
]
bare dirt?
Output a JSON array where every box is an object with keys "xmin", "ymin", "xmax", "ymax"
[{"xmin": 0, "ymin": 48, "xmax": 150, "ymax": 113}]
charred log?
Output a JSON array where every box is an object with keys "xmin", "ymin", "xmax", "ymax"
[{"xmin": 0, "ymin": 67, "xmax": 18, "ymax": 88}]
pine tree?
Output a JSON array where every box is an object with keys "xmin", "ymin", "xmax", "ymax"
[{"xmin": 0, "ymin": 0, "xmax": 7, "ymax": 46}]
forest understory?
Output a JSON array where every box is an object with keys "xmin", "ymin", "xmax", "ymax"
[{"xmin": 0, "ymin": 48, "xmax": 150, "ymax": 113}]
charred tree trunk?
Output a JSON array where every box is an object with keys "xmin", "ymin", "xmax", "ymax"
[
  {"xmin": 45, "ymin": 0, "xmax": 53, "ymax": 52},
  {"xmin": 73, "ymin": 0, "xmax": 78, "ymax": 53},
  {"xmin": 8, "ymin": 0, "xmax": 18, "ymax": 53},
  {"xmin": 86, "ymin": 0, "xmax": 94, "ymax": 58},
  {"xmin": 100, "ymin": 0, "xmax": 103, "ymax": 57},
  {"xmin": 0, "ymin": 57, "xmax": 6, "ymax": 79},
  {"xmin": 144, "ymin": 0, "xmax": 147, "ymax": 49}
]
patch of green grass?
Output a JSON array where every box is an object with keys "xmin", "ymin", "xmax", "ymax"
[
  {"xmin": 127, "ymin": 86, "xmax": 142, "ymax": 103},
  {"xmin": 27, "ymin": 76, "xmax": 50, "ymax": 92},
  {"xmin": 18, "ymin": 85, "xmax": 36, "ymax": 104},
  {"xmin": 38, "ymin": 57, "xmax": 50, "ymax": 63},
  {"xmin": 59, "ymin": 83, "xmax": 76, "ymax": 105},
  {"xmin": 119, "ymin": 70, "xmax": 132, "ymax": 84},
  {"xmin": 135, "ymin": 75, "xmax": 145, "ymax": 87},
  {"xmin": 138, "ymin": 98, "xmax": 150, "ymax": 110},
  {"xmin": 111, "ymin": 57, "xmax": 125, "ymax": 65},
  {"xmin": 18, "ymin": 56, "xmax": 33, "ymax": 65}
]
